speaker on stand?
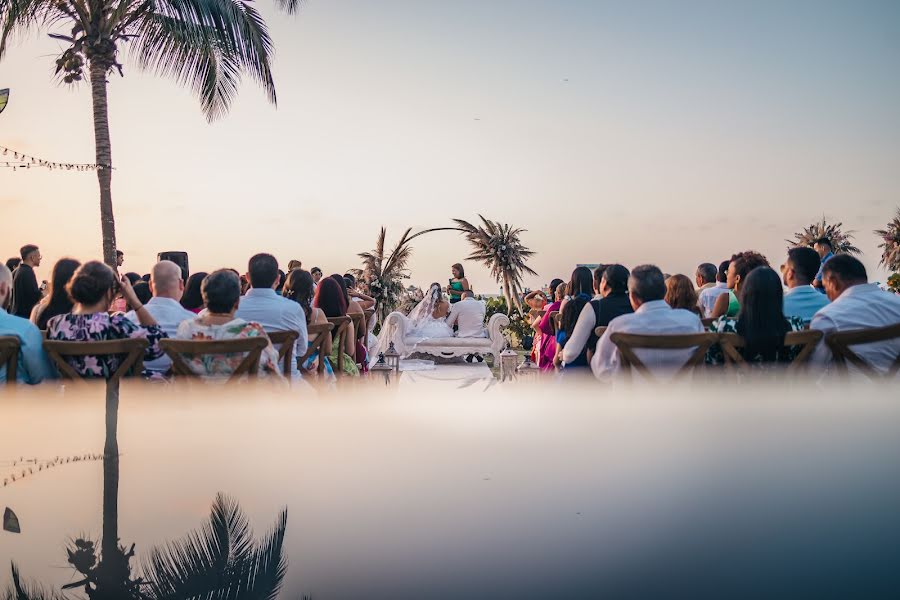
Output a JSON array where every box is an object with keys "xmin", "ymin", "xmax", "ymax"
[{"xmin": 157, "ymin": 251, "xmax": 189, "ymax": 283}]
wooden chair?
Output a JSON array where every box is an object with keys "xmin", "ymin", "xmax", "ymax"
[
  {"xmin": 326, "ymin": 316, "xmax": 352, "ymax": 375},
  {"xmin": 718, "ymin": 330, "xmax": 824, "ymax": 373},
  {"xmin": 0, "ymin": 336, "xmax": 20, "ymax": 386},
  {"xmin": 159, "ymin": 338, "xmax": 268, "ymax": 382},
  {"xmin": 298, "ymin": 322, "xmax": 334, "ymax": 375},
  {"xmin": 701, "ymin": 318, "xmax": 716, "ymax": 329},
  {"xmin": 349, "ymin": 312, "xmax": 367, "ymax": 358},
  {"xmin": 267, "ymin": 330, "xmax": 300, "ymax": 375},
  {"xmin": 593, "ymin": 326, "xmax": 607, "ymax": 340},
  {"xmin": 44, "ymin": 338, "xmax": 149, "ymax": 383},
  {"xmin": 825, "ymin": 323, "xmax": 900, "ymax": 379},
  {"xmin": 609, "ymin": 332, "xmax": 719, "ymax": 381},
  {"xmin": 549, "ymin": 311, "xmax": 561, "ymax": 335}
]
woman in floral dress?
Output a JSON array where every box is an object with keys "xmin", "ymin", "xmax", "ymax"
[{"xmin": 47, "ymin": 261, "xmax": 165, "ymax": 378}]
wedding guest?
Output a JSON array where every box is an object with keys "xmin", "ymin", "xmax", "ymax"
[
  {"xmin": 665, "ymin": 274, "xmax": 701, "ymax": 314},
  {"xmin": 591, "ymin": 265, "xmax": 704, "ymax": 381},
  {"xmin": 47, "ymin": 261, "xmax": 165, "ymax": 379},
  {"xmin": 275, "ymin": 269, "xmax": 286, "ymax": 294},
  {"xmin": 125, "ymin": 260, "xmax": 196, "ymax": 375},
  {"xmin": 331, "ymin": 273, "xmax": 368, "ymax": 368},
  {"xmin": 10, "ymin": 244, "xmax": 42, "ymax": 318},
  {"xmin": 315, "ymin": 277, "xmax": 359, "ymax": 376},
  {"xmin": 695, "ymin": 263, "xmax": 717, "ymax": 307},
  {"xmin": 5, "ymin": 258, "xmax": 21, "ymax": 272},
  {"xmin": 711, "ymin": 252, "xmax": 769, "ymax": 319},
  {"xmin": 446, "ymin": 290, "xmax": 487, "ymax": 338},
  {"xmin": 141, "ymin": 273, "xmax": 151, "ymax": 283},
  {"xmin": 782, "ymin": 247, "xmax": 830, "ymax": 321},
  {"xmin": 175, "ymin": 270, "xmax": 281, "ymax": 379},
  {"xmin": 812, "ymin": 237, "xmax": 835, "ymax": 292},
  {"xmin": 124, "ymin": 272, "xmax": 141, "ymax": 286},
  {"xmin": 116, "ymin": 250, "xmax": 125, "ymax": 268},
  {"xmin": 311, "ymin": 267, "xmax": 323, "ymax": 286},
  {"xmin": 559, "ymin": 266, "xmax": 593, "ymax": 314},
  {"xmin": 447, "ymin": 263, "xmax": 470, "ymax": 304},
  {"xmin": 128, "ymin": 282, "xmax": 152, "ymax": 309},
  {"xmin": 344, "ymin": 273, "xmax": 376, "ymax": 311},
  {"xmin": 555, "ymin": 267, "xmax": 601, "ymax": 368},
  {"xmin": 181, "ymin": 271, "xmax": 208, "ymax": 313},
  {"xmin": 0, "ymin": 264, "xmax": 54, "ymax": 384},
  {"xmin": 561, "ymin": 264, "xmax": 633, "ymax": 367},
  {"xmin": 534, "ymin": 279, "xmax": 566, "ymax": 370},
  {"xmin": 236, "ymin": 253, "xmax": 308, "ymax": 379},
  {"xmin": 287, "ymin": 259, "xmax": 302, "ymax": 272},
  {"xmin": 282, "ymin": 269, "xmax": 333, "ymax": 375},
  {"xmin": 809, "ymin": 255, "xmax": 900, "ymax": 374},
  {"xmin": 698, "ymin": 260, "xmax": 730, "ymax": 318},
  {"xmin": 707, "ymin": 267, "xmax": 805, "ymax": 365},
  {"xmin": 592, "ymin": 265, "xmax": 609, "ymax": 300},
  {"xmin": 30, "ymin": 258, "xmax": 80, "ymax": 330}
]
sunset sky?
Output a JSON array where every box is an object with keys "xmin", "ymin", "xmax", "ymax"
[{"xmin": 1, "ymin": 0, "xmax": 899, "ymax": 292}]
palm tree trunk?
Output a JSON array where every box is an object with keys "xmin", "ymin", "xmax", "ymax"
[
  {"xmin": 89, "ymin": 61, "xmax": 117, "ymax": 268},
  {"xmin": 502, "ymin": 276, "xmax": 513, "ymax": 315}
]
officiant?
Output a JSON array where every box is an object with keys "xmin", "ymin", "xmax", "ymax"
[{"xmin": 447, "ymin": 263, "xmax": 470, "ymax": 304}]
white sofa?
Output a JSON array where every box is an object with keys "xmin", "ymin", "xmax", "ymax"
[{"xmin": 382, "ymin": 312, "xmax": 510, "ymax": 364}]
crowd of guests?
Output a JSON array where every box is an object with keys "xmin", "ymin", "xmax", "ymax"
[
  {"xmin": 526, "ymin": 237, "xmax": 899, "ymax": 379},
  {"xmin": 1, "ymin": 245, "xmax": 375, "ymax": 384}
]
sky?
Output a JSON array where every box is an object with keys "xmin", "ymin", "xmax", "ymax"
[{"xmin": 1, "ymin": 0, "xmax": 899, "ymax": 292}]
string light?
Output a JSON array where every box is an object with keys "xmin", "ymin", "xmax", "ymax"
[{"xmin": 0, "ymin": 144, "xmax": 111, "ymax": 171}]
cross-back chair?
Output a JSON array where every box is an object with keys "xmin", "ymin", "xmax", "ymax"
[
  {"xmin": 718, "ymin": 330, "xmax": 824, "ymax": 373},
  {"xmin": 0, "ymin": 336, "xmax": 21, "ymax": 386},
  {"xmin": 43, "ymin": 338, "xmax": 149, "ymax": 383},
  {"xmin": 159, "ymin": 337, "xmax": 268, "ymax": 383},
  {"xmin": 267, "ymin": 330, "xmax": 300, "ymax": 375},
  {"xmin": 609, "ymin": 332, "xmax": 719, "ymax": 381},
  {"xmin": 298, "ymin": 322, "xmax": 335, "ymax": 375},
  {"xmin": 326, "ymin": 316, "xmax": 353, "ymax": 375},
  {"xmin": 825, "ymin": 323, "xmax": 900, "ymax": 379}
]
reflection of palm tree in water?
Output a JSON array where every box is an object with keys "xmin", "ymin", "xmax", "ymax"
[{"xmin": 5, "ymin": 395, "xmax": 289, "ymax": 600}]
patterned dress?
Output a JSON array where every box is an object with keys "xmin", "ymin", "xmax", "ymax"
[
  {"xmin": 46, "ymin": 313, "xmax": 166, "ymax": 379},
  {"xmin": 706, "ymin": 316, "xmax": 806, "ymax": 365},
  {"xmin": 175, "ymin": 318, "xmax": 281, "ymax": 378}
]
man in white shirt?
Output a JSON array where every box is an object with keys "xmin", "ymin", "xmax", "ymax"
[
  {"xmin": 126, "ymin": 260, "xmax": 195, "ymax": 374},
  {"xmin": 235, "ymin": 253, "xmax": 308, "ymax": 379},
  {"xmin": 697, "ymin": 260, "xmax": 731, "ymax": 318},
  {"xmin": 809, "ymin": 254, "xmax": 900, "ymax": 375},
  {"xmin": 591, "ymin": 264, "xmax": 704, "ymax": 381},
  {"xmin": 446, "ymin": 290, "xmax": 487, "ymax": 338}
]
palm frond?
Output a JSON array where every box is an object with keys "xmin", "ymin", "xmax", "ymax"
[
  {"xmin": 875, "ymin": 207, "xmax": 900, "ymax": 272},
  {"xmin": 3, "ymin": 563, "xmax": 68, "ymax": 600},
  {"xmin": 787, "ymin": 217, "xmax": 861, "ymax": 255}
]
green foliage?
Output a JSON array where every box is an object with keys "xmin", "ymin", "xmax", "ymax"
[
  {"xmin": 887, "ymin": 273, "xmax": 900, "ymax": 295},
  {"xmin": 484, "ymin": 296, "xmax": 532, "ymax": 349},
  {"xmin": 787, "ymin": 218, "xmax": 861, "ymax": 255}
]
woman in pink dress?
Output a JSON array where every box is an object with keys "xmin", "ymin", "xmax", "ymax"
[{"xmin": 533, "ymin": 279, "xmax": 566, "ymax": 370}]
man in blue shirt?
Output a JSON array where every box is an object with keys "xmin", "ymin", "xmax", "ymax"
[
  {"xmin": 812, "ymin": 237, "xmax": 834, "ymax": 294},
  {"xmin": 782, "ymin": 247, "xmax": 830, "ymax": 322},
  {"xmin": 0, "ymin": 264, "xmax": 55, "ymax": 384}
]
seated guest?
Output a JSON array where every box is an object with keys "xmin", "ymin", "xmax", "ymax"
[
  {"xmin": 176, "ymin": 270, "xmax": 281, "ymax": 378},
  {"xmin": 446, "ymin": 290, "xmax": 487, "ymax": 338},
  {"xmin": 235, "ymin": 254, "xmax": 308, "ymax": 379},
  {"xmin": 282, "ymin": 269, "xmax": 334, "ymax": 375},
  {"xmin": 141, "ymin": 273, "xmax": 151, "ymax": 283},
  {"xmin": 695, "ymin": 263, "xmax": 717, "ymax": 297},
  {"xmin": 809, "ymin": 255, "xmax": 900, "ymax": 374},
  {"xmin": 10, "ymin": 244, "xmax": 42, "ymax": 319},
  {"xmin": 125, "ymin": 260, "xmax": 196, "ymax": 375},
  {"xmin": 782, "ymin": 247, "xmax": 830, "ymax": 321},
  {"xmin": 315, "ymin": 277, "xmax": 359, "ymax": 376},
  {"xmin": 561, "ymin": 264, "xmax": 633, "ymax": 367},
  {"xmin": 698, "ymin": 260, "xmax": 730, "ymax": 318},
  {"xmin": 665, "ymin": 274, "xmax": 701, "ymax": 315},
  {"xmin": 311, "ymin": 267, "xmax": 323, "ymax": 287},
  {"xmin": 0, "ymin": 264, "xmax": 54, "ymax": 384},
  {"xmin": 591, "ymin": 265, "xmax": 704, "ymax": 381},
  {"xmin": 181, "ymin": 271, "xmax": 208, "ymax": 313},
  {"xmin": 47, "ymin": 261, "xmax": 165, "ymax": 379},
  {"xmin": 534, "ymin": 279, "xmax": 565, "ymax": 370},
  {"xmin": 30, "ymin": 258, "xmax": 80, "ymax": 330},
  {"xmin": 812, "ymin": 237, "xmax": 835, "ymax": 293},
  {"xmin": 5, "ymin": 257, "xmax": 21, "ymax": 272},
  {"xmin": 556, "ymin": 297, "xmax": 589, "ymax": 370},
  {"xmin": 344, "ymin": 274, "xmax": 376, "ymax": 311},
  {"xmin": 287, "ymin": 259, "xmax": 302, "ymax": 272},
  {"xmin": 331, "ymin": 273, "xmax": 368, "ymax": 369},
  {"xmin": 553, "ymin": 267, "xmax": 594, "ymax": 367},
  {"xmin": 707, "ymin": 267, "xmax": 805, "ymax": 365},
  {"xmin": 128, "ymin": 281, "xmax": 153, "ymax": 309},
  {"xmin": 711, "ymin": 251, "xmax": 770, "ymax": 320},
  {"xmin": 591, "ymin": 265, "xmax": 609, "ymax": 300}
]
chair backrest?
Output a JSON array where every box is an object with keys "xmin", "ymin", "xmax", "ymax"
[
  {"xmin": 43, "ymin": 338, "xmax": 149, "ymax": 383},
  {"xmin": 326, "ymin": 316, "xmax": 352, "ymax": 374},
  {"xmin": 0, "ymin": 336, "xmax": 20, "ymax": 386},
  {"xmin": 549, "ymin": 311, "xmax": 561, "ymax": 335},
  {"xmin": 609, "ymin": 332, "xmax": 719, "ymax": 381},
  {"xmin": 298, "ymin": 322, "xmax": 335, "ymax": 375},
  {"xmin": 349, "ymin": 312, "xmax": 366, "ymax": 346},
  {"xmin": 593, "ymin": 326, "xmax": 607, "ymax": 340},
  {"xmin": 363, "ymin": 308, "xmax": 376, "ymax": 334},
  {"xmin": 825, "ymin": 323, "xmax": 900, "ymax": 379},
  {"xmin": 267, "ymin": 330, "xmax": 299, "ymax": 375},
  {"xmin": 718, "ymin": 330, "xmax": 824, "ymax": 373},
  {"xmin": 701, "ymin": 318, "xmax": 715, "ymax": 328},
  {"xmin": 159, "ymin": 337, "xmax": 268, "ymax": 382}
]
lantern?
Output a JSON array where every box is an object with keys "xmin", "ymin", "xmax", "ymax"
[
  {"xmin": 384, "ymin": 342, "xmax": 401, "ymax": 375},
  {"xmin": 516, "ymin": 354, "xmax": 541, "ymax": 382},
  {"xmin": 499, "ymin": 347, "xmax": 519, "ymax": 381},
  {"xmin": 370, "ymin": 352, "xmax": 393, "ymax": 385}
]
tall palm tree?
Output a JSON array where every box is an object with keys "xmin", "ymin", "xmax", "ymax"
[
  {"xmin": 453, "ymin": 216, "xmax": 537, "ymax": 315},
  {"xmin": 875, "ymin": 208, "xmax": 900, "ymax": 273},
  {"xmin": 0, "ymin": 0, "xmax": 280, "ymax": 266},
  {"xmin": 787, "ymin": 218, "xmax": 861, "ymax": 255}
]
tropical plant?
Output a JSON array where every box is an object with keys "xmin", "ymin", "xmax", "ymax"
[
  {"xmin": 874, "ymin": 208, "xmax": 900, "ymax": 273},
  {"xmin": 0, "ymin": 0, "xmax": 283, "ymax": 266},
  {"xmin": 786, "ymin": 218, "xmax": 860, "ymax": 255},
  {"xmin": 453, "ymin": 216, "xmax": 537, "ymax": 315}
]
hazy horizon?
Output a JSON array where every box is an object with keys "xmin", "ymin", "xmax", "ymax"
[{"xmin": 2, "ymin": 0, "xmax": 899, "ymax": 291}]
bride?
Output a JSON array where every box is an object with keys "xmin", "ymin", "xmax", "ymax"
[{"xmin": 373, "ymin": 282, "xmax": 454, "ymax": 359}]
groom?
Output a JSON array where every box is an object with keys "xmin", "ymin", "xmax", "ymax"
[{"xmin": 446, "ymin": 290, "xmax": 487, "ymax": 361}]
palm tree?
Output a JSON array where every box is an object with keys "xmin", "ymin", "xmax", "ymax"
[
  {"xmin": 875, "ymin": 208, "xmax": 900, "ymax": 273},
  {"xmin": 787, "ymin": 218, "xmax": 861, "ymax": 255},
  {"xmin": 453, "ymin": 216, "xmax": 537, "ymax": 315},
  {"xmin": 0, "ymin": 0, "xmax": 280, "ymax": 266}
]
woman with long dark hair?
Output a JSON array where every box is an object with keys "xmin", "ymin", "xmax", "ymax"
[
  {"xmin": 30, "ymin": 257, "xmax": 80, "ymax": 330},
  {"xmin": 315, "ymin": 277, "xmax": 359, "ymax": 376},
  {"xmin": 181, "ymin": 271, "xmax": 208, "ymax": 313},
  {"xmin": 708, "ymin": 266, "xmax": 804, "ymax": 365},
  {"xmin": 282, "ymin": 269, "xmax": 333, "ymax": 374},
  {"xmin": 554, "ymin": 267, "xmax": 595, "ymax": 370}
]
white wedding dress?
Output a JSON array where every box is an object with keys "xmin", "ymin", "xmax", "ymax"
[{"xmin": 373, "ymin": 284, "xmax": 453, "ymax": 369}]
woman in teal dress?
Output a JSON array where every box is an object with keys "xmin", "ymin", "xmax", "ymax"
[
  {"xmin": 711, "ymin": 250, "xmax": 770, "ymax": 319},
  {"xmin": 447, "ymin": 263, "xmax": 470, "ymax": 304}
]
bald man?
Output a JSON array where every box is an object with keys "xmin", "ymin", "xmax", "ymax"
[
  {"xmin": 126, "ymin": 260, "xmax": 196, "ymax": 374},
  {"xmin": 1, "ymin": 263, "xmax": 54, "ymax": 383}
]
